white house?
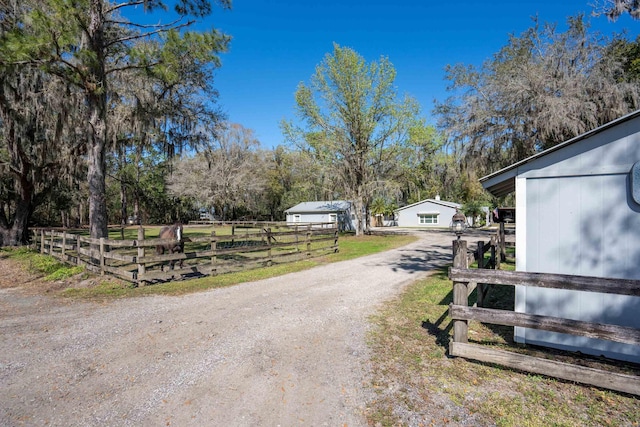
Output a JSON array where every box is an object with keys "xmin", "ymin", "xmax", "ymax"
[
  {"xmin": 284, "ymin": 201, "xmax": 357, "ymax": 231},
  {"xmin": 395, "ymin": 197, "xmax": 461, "ymax": 228},
  {"xmin": 480, "ymin": 109, "xmax": 640, "ymax": 363}
]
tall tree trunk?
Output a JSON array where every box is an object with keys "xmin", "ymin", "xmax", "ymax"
[
  {"xmin": 88, "ymin": 134, "xmax": 108, "ymax": 238},
  {"xmin": 87, "ymin": 0, "xmax": 108, "ymax": 239},
  {"xmin": 353, "ymin": 195, "xmax": 364, "ymax": 236},
  {"xmin": 119, "ymin": 145, "xmax": 127, "ymax": 226},
  {"xmin": 0, "ymin": 117, "xmax": 35, "ymax": 246}
]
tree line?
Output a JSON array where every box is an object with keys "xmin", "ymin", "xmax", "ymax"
[{"xmin": 1, "ymin": 1, "xmax": 639, "ymax": 243}]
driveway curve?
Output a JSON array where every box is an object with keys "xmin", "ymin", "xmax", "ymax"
[{"xmin": 1, "ymin": 230, "xmax": 458, "ymax": 427}]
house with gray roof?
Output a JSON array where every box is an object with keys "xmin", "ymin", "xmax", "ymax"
[
  {"xmin": 481, "ymin": 109, "xmax": 640, "ymax": 363},
  {"xmin": 284, "ymin": 200, "xmax": 357, "ymax": 231},
  {"xmin": 394, "ymin": 197, "xmax": 461, "ymax": 228}
]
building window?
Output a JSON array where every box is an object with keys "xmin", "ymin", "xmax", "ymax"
[
  {"xmin": 418, "ymin": 213, "xmax": 438, "ymax": 225},
  {"xmin": 329, "ymin": 213, "xmax": 337, "ymax": 223},
  {"xmin": 293, "ymin": 214, "xmax": 301, "ymax": 222}
]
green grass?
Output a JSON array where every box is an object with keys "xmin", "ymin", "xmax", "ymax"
[
  {"xmin": 7, "ymin": 233, "xmax": 417, "ymax": 299},
  {"xmin": 3, "ymin": 247, "xmax": 86, "ymax": 279},
  {"xmin": 366, "ymin": 266, "xmax": 640, "ymax": 427}
]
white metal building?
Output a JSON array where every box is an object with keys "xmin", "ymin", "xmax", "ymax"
[
  {"xmin": 284, "ymin": 201, "xmax": 357, "ymax": 231},
  {"xmin": 394, "ymin": 197, "xmax": 461, "ymax": 228},
  {"xmin": 481, "ymin": 110, "xmax": 640, "ymax": 363}
]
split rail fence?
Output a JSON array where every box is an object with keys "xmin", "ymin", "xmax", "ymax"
[
  {"xmin": 33, "ymin": 222, "xmax": 338, "ymax": 285},
  {"xmin": 449, "ymin": 239, "xmax": 640, "ymax": 396},
  {"xmin": 465, "ymin": 224, "xmax": 515, "ymax": 306}
]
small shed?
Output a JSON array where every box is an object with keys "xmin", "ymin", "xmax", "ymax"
[
  {"xmin": 480, "ymin": 110, "xmax": 640, "ymax": 363},
  {"xmin": 284, "ymin": 200, "xmax": 356, "ymax": 231},
  {"xmin": 395, "ymin": 197, "xmax": 461, "ymax": 228}
]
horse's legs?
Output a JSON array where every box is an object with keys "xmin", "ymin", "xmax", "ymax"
[{"xmin": 157, "ymin": 246, "xmax": 166, "ymax": 272}]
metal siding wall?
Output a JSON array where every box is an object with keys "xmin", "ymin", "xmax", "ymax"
[
  {"xmin": 524, "ymin": 173, "xmax": 640, "ymax": 362},
  {"xmin": 397, "ymin": 202, "xmax": 456, "ymax": 227}
]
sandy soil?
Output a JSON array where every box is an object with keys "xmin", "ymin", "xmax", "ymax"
[{"xmin": 0, "ymin": 230, "xmax": 460, "ymax": 427}]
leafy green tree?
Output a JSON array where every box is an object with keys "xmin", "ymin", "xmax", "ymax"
[
  {"xmin": 1, "ymin": 0, "xmax": 230, "ymax": 240},
  {"xmin": 369, "ymin": 197, "xmax": 386, "ymax": 227},
  {"xmin": 0, "ymin": 0, "xmax": 87, "ymax": 245},
  {"xmin": 283, "ymin": 44, "xmax": 422, "ymax": 235},
  {"xmin": 462, "ymin": 200, "xmax": 485, "ymax": 227},
  {"xmin": 607, "ymin": 35, "xmax": 640, "ymax": 82},
  {"xmin": 435, "ymin": 16, "xmax": 640, "ymax": 180}
]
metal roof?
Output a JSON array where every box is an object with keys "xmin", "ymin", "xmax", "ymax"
[
  {"xmin": 480, "ymin": 109, "xmax": 640, "ymax": 197},
  {"xmin": 395, "ymin": 198, "xmax": 461, "ymax": 212},
  {"xmin": 285, "ymin": 200, "xmax": 352, "ymax": 213}
]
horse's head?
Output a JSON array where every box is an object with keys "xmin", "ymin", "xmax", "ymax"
[{"xmin": 175, "ymin": 223, "xmax": 183, "ymax": 241}]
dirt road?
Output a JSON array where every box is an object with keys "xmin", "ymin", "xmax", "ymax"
[{"xmin": 1, "ymin": 231, "xmax": 457, "ymax": 427}]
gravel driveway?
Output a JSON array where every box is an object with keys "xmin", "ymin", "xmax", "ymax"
[{"xmin": 1, "ymin": 230, "xmax": 458, "ymax": 427}]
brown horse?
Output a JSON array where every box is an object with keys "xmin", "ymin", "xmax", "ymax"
[{"xmin": 156, "ymin": 223, "xmax": 184, "ymax": 271}]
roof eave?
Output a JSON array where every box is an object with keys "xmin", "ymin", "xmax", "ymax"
[{"xmin": 479, "ymin": 109, "xmax": 640, "ymax": 197}]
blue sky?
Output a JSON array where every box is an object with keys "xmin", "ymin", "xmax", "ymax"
[{"xmin": 134, "ymin": 1, "xmax": 638, "ymax": 148}]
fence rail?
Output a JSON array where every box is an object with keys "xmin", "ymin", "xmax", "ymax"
[
  {"xmin": 33, "ymin": 222, "xmax": 339, "ymax": 285},
  {"xmin": 448, "ymin": 239, "xmax": 640, "ymax": 396}
]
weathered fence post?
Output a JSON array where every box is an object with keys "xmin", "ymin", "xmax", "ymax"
[
  {"xmin": 306, "ymin": 224, "xmax": 312, "ymax": 257},
  {"xmin": 476, "ymin": 240, "xmax": 485, "ymax": 269},
  {"xmin": 266, "ymin": 227, "xmax": 272, "ymax": 266},
  {"xmin": 210, "ymin": 230, "xmax": 217, "ymax": 276},
  {"xmin": 499, "ymin": 222, "xmax": 506, "ymax": 262},
  {"xmin": 476, "ymin": 240, "xmax": 486, "ymax": 307},
  {"xmin": 334, "ymin": 228, "xmax": 339, "ymax": 253},
  {"xmin": 76, "ymin": 234, "xmax": 81, "ymax": 266},
  {"xmin": 49, "ymin": 230, "xmax": 54, "ymax": 255},
  {"xmin": 137, "ymin": 226, "xmax": 146, "ymax": 286},
  {"xmin": 490, "ymin": 235, "xmax": 498, "ymax": 269},
  {"xmin": 294, "ymin": 225, "xmax": 299, "ymax": 253},
  {"xmin": 62, "ymin": 232, "xmax": 67, "ymax": 261},
  {"xmin": 40, "ymin": 229, "xmax": 45, "ymax": 254},
  {"xmin": 99, "ymin": 237, "xmax": 105, "ymax": 275},
  {"xmin": 452, "ymin": 239, "xmax": 469, "ymax": 344}
]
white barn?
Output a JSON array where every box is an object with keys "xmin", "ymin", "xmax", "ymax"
[
  {"xmin": 395, "ymin": 197, "xmax": 461, "ymax": 228},
  {"xmin": 284, "ymin": 201, "xmax": 357, "ymax": 231},
  {"xmin": 481, "ymin": 110, "xmax": 640, "ymax": 363}
]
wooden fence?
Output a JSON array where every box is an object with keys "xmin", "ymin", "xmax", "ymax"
[
  {"xmin": 33, "ymin": 222, "xmax": 338, "ymax": 285},
  {"xmin": 449, "ymin": 240, "xmax": 640, "ymax": 396},
  {"xmin": 465, "ymin": 225, "xmax": 515, "ymax": 306}
]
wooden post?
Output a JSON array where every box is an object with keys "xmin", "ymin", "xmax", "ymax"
[
  {"xmin": 76, "ymin": 233, "xmax": 81, "ymax": 266},
  {"xmin": 306, "ymin": 224, "xmax": 311, "ymax": 257},
  {"xmin": 210, "ymin": 230, "xmax": 217, "ymax": 276},
  {"xmin": 490, "ymin": 235, "xmax": 498, "ymax": 269},
  {"xmin": 266, "ymin": 227, "xmax": 272, "ymax": 266},
  {"xmin": 295, "ymin": 225, "xmax": 299, "ymax": 253},
  {"xmin": 476, "ymin": 240, "xmax": 485, "ymax": 307},
  {"xmin": 49, "ymin": 230, "xmax": 54, "ymax": 255},
  {"xmin": 137, "ymin": 226, "xmax": 146, "ymax": 286},
  {"xmin": 477, "ymin": 240, "xmax": 484, "ymax": 269},
  {"xmin": 334, "ymin": 229, "xmax": 339, "ymax": 253},
  {"xmin": 452, "ymin": 239, "xmax": 469, "ymax": 344},
  {"xmin": 62, "ymin": 232, "xmax": 67, "ymax": 261},
  {"xmin": 99, "ymin": 238, "xmax": 105, "ymax": 275},
  {"xmin": 40, "ymin": 229, "xmax": 45, "ymax": 254},
  {"xmin": 499, "ymin": 222, "xmax": 506, "ymax": 262}
]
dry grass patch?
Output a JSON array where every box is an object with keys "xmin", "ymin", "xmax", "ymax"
[{"xmin": 367, "ymin": 267, "xmax": 640, "ymax": 427}]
